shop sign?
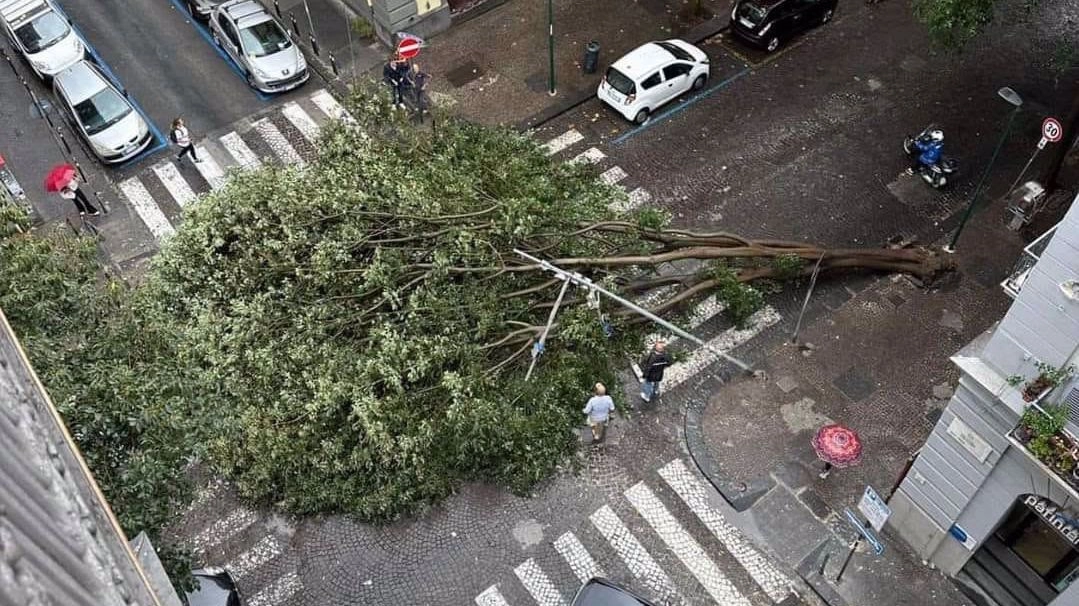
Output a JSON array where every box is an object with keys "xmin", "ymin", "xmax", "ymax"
[{"xmin": 1023, "ymin": 495, "xmax": 1079, "ymax": 545}]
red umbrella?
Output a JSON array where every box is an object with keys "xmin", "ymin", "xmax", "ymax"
[
  {"xmin": 44, "ymin": 164, "xmax": 77, "ymax": 193},
  {"xmin": 812, "ymin": 424, "xmax": 863, "ymax": 468}
]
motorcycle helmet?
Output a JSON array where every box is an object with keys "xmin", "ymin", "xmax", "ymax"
[{"xmin": 930, "ymin": 130, "xmax": 944, "ymax": 142}]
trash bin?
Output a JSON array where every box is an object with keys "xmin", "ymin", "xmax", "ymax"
[{"xmin": 583, "ymin": 41, "xmax": 600, "ymax": 74}]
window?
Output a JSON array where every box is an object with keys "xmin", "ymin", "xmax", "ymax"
[
  {"xmin": 641, "ymin": 72, "xmax": 662, "ymax": 90},
  {"xmin": 239, "ymin": 20, "xmax": 291, "ymax": 57},
  {"xmin": 74, "ymin": 89, "xmax": 132, "ymax": 136},
  {"xmin": 654, "ymin": 41, "xmax": 693, "ymax": 62},
  {"xmin": 14, "ymin": 12, "xmax": 68, "ymax": 53},
  {"xmin": 996, "ymin": 503, "xmax": 1079, "ymax": 592},
  {"xmin": 663, "ymin": 63, "xmax": 692, "ymax": 79},
  {"xmin": 604, "ymin": 67, "xmax": 635, "ymax": 95}
]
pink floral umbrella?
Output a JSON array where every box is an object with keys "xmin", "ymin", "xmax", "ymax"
[{"xmin": 812, "ymin": 424, "xmax": 863, "ymax": 471}]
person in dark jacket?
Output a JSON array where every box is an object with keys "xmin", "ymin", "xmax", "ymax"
[
  {"xmin": 640, "ymin": 341, "xmax": 671, "ymax": 402},
  {"xmin": 382, "ymin": 55, "xmax": 407, "ymax": 108},
  {"xmin": 409, "ymin": 63, "xmax": 431, "ymax": 114}
]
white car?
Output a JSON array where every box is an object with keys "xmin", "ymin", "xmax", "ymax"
[
  {"xmin": 598, "ymin": 39, "xmax": 709, "ymax": 124},
  {"xmin": 53, "ymin": 60, "xmax": 152, "ymax": 164},
  {"xmin": 0, "ymin": 0, "xmax": 85, "ymax": 78}
]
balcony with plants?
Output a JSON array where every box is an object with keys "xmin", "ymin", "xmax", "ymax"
[{"xmin": 1010, "ymin": 363, "xmax": 1079, "ymax": 491}]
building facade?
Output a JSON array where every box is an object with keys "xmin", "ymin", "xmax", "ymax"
[
  {"xmin": 889, "ymin": 194, "xmax": 1079, "ymax": 606},
  {"xmin": 345, "ymin": 0, "xmax": 450, "ymax": 46},
  {"xmin": 0, "ymin": 310, "xmax": 165, "ymax": 605}
]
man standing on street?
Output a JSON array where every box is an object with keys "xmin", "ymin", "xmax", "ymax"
[
  {"xmin": 583, "ymin": 383, "xmax": 615, "ymax": 442},
  {"xmin": 640, "ymin": 341, "xmax": 671, "ymax": 403},
  {"xmin": 383, "ymin": 55, "xmax": 407, "ymax": 109}
]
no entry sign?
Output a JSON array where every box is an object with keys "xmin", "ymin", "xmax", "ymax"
[
  {"xmin": 1043, "ymin": 117, "xmax": 1063, "ymax": 143},
  {"xmin": 396, "ymin": 36, "xmax": 422, "ymax": 60}
]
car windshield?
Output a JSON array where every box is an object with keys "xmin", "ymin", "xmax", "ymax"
[
  {"xmin": 239, "ymin": 20, "xmax": 290, "ymax": 57},
  {"xmin": 574, "ymin": 582, "xmax": 650, "ymax": 605},
  {"xmin": 653, "ymin": 41, "xmax": 693, "ymax": 62},
  {"xmin": 186, "ymin": 574, "xmax": 237, "ymax": 606},
  {"xmin": 605, "ymin": 67, "xmax": 635, "ymax": 96},
  {"xmin": 74, "ymin": 88, "xmax": 131, "ymax": 135},
  {"xmin": 736, "ymin": 1, "xmax": 770, "ymax": 25},
  {"xmin": 15, "ymin": 11, "xmax": 69, "ymax": 53}
]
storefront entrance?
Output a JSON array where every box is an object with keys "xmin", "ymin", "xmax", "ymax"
[{"xmin": 963, "ymin": 495, "xmax": 1079, "ymax": 605}]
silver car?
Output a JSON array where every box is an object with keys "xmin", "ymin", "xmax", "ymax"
[
  {"xmin": 53, "ymin": 60, "xmax": 152, "ymax": 164},
  {"xmin": 209, "ymin": 0, "xmax": 308, "ymax": 94},
  {"xmin": 0, "ymin": 0, "xmax": 86, "ymax": 78}
]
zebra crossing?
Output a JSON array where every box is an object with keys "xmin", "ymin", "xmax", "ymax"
[
  {"xmin": 476, "ymin": 459, "xmax": 794, "ymax": 606},
  {"xmin": 115, "ymin": 88, "xmax": 349, "ymax": 245},
  {"xmin": 542, "ymin": 128, "xmax": 652, "ymax": 214}
]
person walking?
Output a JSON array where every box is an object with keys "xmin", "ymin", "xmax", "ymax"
[
  {"xmin": 170, "ymin": 117, "xmax": 201, "ymax": 163},
  {"xmin": 58, "ymin": 176, "xmax": 100, "ymax": 216},
  {"xmin": 583, "ymin": 383, "xmax": 616, "ymax": 442},
  {"xmin": 639, "ymin": 341, "xmax": 671, "ymax": 403},
  {"xmin": 382, "ymin": 55, "xmax": 407, "ymax": 109}
]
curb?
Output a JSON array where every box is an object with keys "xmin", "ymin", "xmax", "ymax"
[
  {"xmin": 515, "ymin": 18, "xmax": 731, "ymax": 131},
  {"xmin": 449, "ymin": 0, "xmax": 512, "ymax": 26}
]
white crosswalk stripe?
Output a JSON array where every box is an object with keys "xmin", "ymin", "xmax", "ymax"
[
  {"xmin": 572, "ymin": 147, "xmax": 606, "ymax": 164},
  {"xmin": 152, "ymin": 161, "xmax": 197, "ymax": 207},
  {"xmin": 189, "ymin": 508, "xmax": 258, "ymax": 555},
  {"xmin": 227, "ymin": 535, "xmax": 282, "ymax": 580},
  {"xmin": 554, "ymin": 532, "xmax": 603, "ymax": 584},
  {"xmin": 311, "ymin": 88, "xmax": 355, "ymax": 124},
  {"xmin": 254, "ymin": 118, "xmax": 304, "ymax": 166},
  {"xmin": 194, "ymin": 146, "xmax": 227, "ymax": 191},
  {"xmin": 661, "ymin": 305, "xmax": 782, "ymax": 391},
  {"xmin": 600, "ymin": 165, "xmax": 628, "ymax": 186},
  {"xmin": 475, "ymin": 585, "xmax": 511, "ymax": 606},
  {"xmin": 590, "ymin": 505, "xmax": 680, "ymax": 603},
  {"xmin": 625, "ymin": 482, "xmax": 749, "ymax": 606},
  {"xmin": 281, "ymin": 101, "xmax": 321, "ymax": 143},
  {"xmin": 247, "ymin": 570, "xmax": 302, "ymax": 606},
  {"xmin": 543, "ymin": 129, "xmax": 584, "ymax": 155},
  {"xmin": 611, "ymin": 187, "xmax": 652, "ymax": 212},
  {"xmin": 514, "ymin": 558, "xmax": 567, "ymax": 606},
  {"xmin": 119, "ymin": 178, "xmax": 175, "ymax": 241},
  {"xmin": 660, "ymin": 459, "xmax": 792, "ymax": 603},
  {"xmin": 220, "ymin": 132, "xmax": 262, "ymax": 170}
]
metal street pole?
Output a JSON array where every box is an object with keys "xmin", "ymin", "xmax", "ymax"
[
  {"xmin": 514, "ymin": 249, "xmax": 759, "ymax": 375},
  {"xmin": 525, "ymin": 276, "xmax": 571, "ymax": 381},
  {"xmin": 944, "ymin": 87, "xmax": 1023, "ymax": 253},
  {"xmin": 547, "ymin": 0, "xmax": 556, "ymax": 96}
]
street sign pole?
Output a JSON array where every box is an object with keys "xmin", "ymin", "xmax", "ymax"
[
  {"xmin": 546, "ymin": 0, "xmax": 556, "ymax": 96},
  {"xmin": 1006, "ymin": 117, "xmax": 1062, "ymax": 199}
]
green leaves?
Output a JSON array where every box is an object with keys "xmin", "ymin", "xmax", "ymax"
[{"xmin": 912, "ymin": 0, "xmax": 997, "ymax": 50}]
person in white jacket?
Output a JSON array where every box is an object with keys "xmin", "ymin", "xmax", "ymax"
[{"xmin": 171, "ymin": 117, "xmax": 201, "ymax": 163}]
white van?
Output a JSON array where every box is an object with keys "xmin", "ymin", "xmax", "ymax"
[{"xmin": 0, "ymin": 0, "xmax": 85, "ymax": 79}]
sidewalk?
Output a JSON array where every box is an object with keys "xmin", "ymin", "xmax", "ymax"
[{"xmin": 683, "ymin": 198, "xmax": 1038, "ymax": 604}]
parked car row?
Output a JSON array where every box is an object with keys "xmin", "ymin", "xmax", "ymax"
[{"xmin": 598, "ymin": 0, "xmax": 838, "ymax": 123}]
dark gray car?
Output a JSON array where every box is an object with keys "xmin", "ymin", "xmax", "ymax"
[
  {"xmin": 186, "ymin": 568, "xmax": 242, "ymax": 606},
  {"xmin": 571, "ymin": 578, "xmax": 658, "ymax": 606}
]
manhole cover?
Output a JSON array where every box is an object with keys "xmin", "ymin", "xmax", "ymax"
[
  {"xmin": 445, "ymin": 60, "xmax": 485, "ymax": 87},
  {"xmin": 832, "ymin": 366, "xmax": 876, "ymax": 402}
]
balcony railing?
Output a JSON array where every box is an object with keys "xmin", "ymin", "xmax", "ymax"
[{"xmin": 1002, "ymin": 222, "xmax": 1059, "ymax": 299}]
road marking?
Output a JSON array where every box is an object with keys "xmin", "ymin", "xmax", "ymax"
[
  {"xmin": 514, "ymin": 558, "xmax": 567, "ymax": 606},
  {"xmin": 600, "ymin": 165, "xmax": 628, "ymax": 186},
  {"xmin": 610, "ymin": 187, "xmax": 651, "ymax": 212},
  {"xmin": 626, "ymin": 482, "xmax": 749, "ymax": 606},
  {"xmin": 614, "ymin": 68, "xmax": 752, "ymax": 145},
  {"xmin": 281, "ymin": 101, "xmax": 321, "ymax": 143},
  {"xmin": 590, "ymin": 505, "xmax": 679, "ymax": 603},
  {"xmin": 572, "ymin": 147, "xmax": 606, "ymax": 164},
  {"xmin": 311, "ymin": 88, "xmax": 355, "ymax": 124},
  {"xmin": 475, "ymin": 585, "xmax": 511, "ymax": 606},
  {"xmin": 194, "ymin": 145, "xmax": 227, "ymax": 190},
  {"xmin": 554, "ymin": 532, "xmax": 604, "ymax": 584},
  {"xmin": 662, "ymin": 305, "xmax": 782, "ymax": 391},
  {"xmin": 228, "ymin": 535, "xmax": 281, "ymax": 580},
  {"xmin": 220, "ymin": 132, "xmax": 262, "ymax": 170},
  {"xmin": 543, "ymin": 129, "xmax": 583, "ymax": 155},
  {"xmin": 152, "ymin": 161, "xmax": 197, "ymax": 208},
  {"xmin": 254, "ymin": 118, "xmax": 304, "ymax": 166},
  {"xmin": 660, "ymin": 459, "xmax": 792, "ymax": 602},
  {"xmin": 183, "ymin": 478, "xmax": 226, "ymax": 515},
  {"xmin": 189, "ymin": 508, "xmax": 258, "ymax": 555},
  {"xmin": 647, "ymin": 294, "xmax": 725, "ymax": 348},
  {"xmin": 248, "ymin": 571, "xmax": 302, "ymax": 606},
  {"xmin": 119, "ymin": 178, "xmax": 175, "ymax": 241}
]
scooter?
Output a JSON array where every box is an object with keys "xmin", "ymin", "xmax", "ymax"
[{"xmin": 903, "ymin": 126, "xmax": 958, "ymax": 189}]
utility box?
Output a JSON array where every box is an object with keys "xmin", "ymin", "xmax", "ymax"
[{"xmin": 1004, "ymin": 181, "xmax": 1045, "ymax": 231}]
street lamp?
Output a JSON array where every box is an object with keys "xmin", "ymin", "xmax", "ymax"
[{"xmin": 944, "ymin": 87, "xmax": 1023, "ymax": 253}]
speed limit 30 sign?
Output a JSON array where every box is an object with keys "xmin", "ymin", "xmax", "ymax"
[{"xmin": 1037, "ymin": 117, "xmax": 1063, "ymax": 149}]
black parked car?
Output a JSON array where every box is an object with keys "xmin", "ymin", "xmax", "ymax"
[
  {"xmin": 571, "ymin": 577, "xmax": 658, "ymax": 606},
  {"xmin": 729, "ymin": 0, "xmax": 837, "ymax": 53},
  {"xmin": 185, "ymin": 568, "xmax": 242, "ymax": 606}
]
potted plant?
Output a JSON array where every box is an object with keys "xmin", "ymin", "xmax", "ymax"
[
  {"xmin": 1019, "ymin": 403, "xmax": 1070, "ymax": 466},
  {"xmin": 1022, "ymin": 362, "xmax": 1076, "ymax": 402}
]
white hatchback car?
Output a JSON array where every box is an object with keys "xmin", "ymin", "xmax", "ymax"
[
  {"xmin": 598, "ymin": 39, "xmax": 709, "ymax": 124},
  {"xmin": 0, "ymin": 0, "xmax": 85, "ymax": 78}
]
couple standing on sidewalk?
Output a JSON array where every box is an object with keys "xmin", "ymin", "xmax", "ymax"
[
  {"xmin": 382, "ymin": 55, "xmax": 431, "ymax": 112},
  {"xmin": 582, "ymin": 342, "xmax": 672, "ymax": 442}
]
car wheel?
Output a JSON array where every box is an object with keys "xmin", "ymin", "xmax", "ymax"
[
  {"xmin": 692, "ymin": 74, "xmax": 707, "ymax": 91},
  {"xmin": 633, "ymin": 108, "xmax": 650, "ymax": 125},
  {"xmin": 766, "ymin": 36, "xmax": 780, "ymax": 53},
  {"xmin": 821, "ymin": 8, "xmax": 833, "ymax": 23}
]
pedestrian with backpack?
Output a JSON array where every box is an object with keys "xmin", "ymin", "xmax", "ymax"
[
  {"xmin": 170, "ymin": 117, "xmax": 201, "ymax": 163},
  {"xmin": 639, "ymin": 341, "xmax": 671, "ymax": 403}
]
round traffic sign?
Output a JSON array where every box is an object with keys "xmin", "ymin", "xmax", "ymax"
[
  {"xmin": 397, "ymin": 37, "xmax": 422, "ymax": 60},
  {"xmin": 1042, "ymin": 117, "xmax": 1063, "ymax": 143}
]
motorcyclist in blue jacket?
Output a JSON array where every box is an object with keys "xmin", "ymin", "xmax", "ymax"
[{"xmin": 909, "ymin": 129, "xmax": 944, "ymax": 173}]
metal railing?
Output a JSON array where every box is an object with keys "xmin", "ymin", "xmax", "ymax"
[{"xmin": 1002, "ymin": 222, "xmax": 1060, "ymax": 298}]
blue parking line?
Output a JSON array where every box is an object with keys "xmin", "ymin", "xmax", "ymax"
[
  {"xmin": 613, "ymin": 67, "xmax": 752, "ymax": 145},
  {"xmin": 163, "ymin": 0, "xmax": 274, "ymax": 102}
]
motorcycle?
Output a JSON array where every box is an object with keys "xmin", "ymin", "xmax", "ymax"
[{"xmin": 903, "ymin": 126, "xmax": 958, "ymax": 189}]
